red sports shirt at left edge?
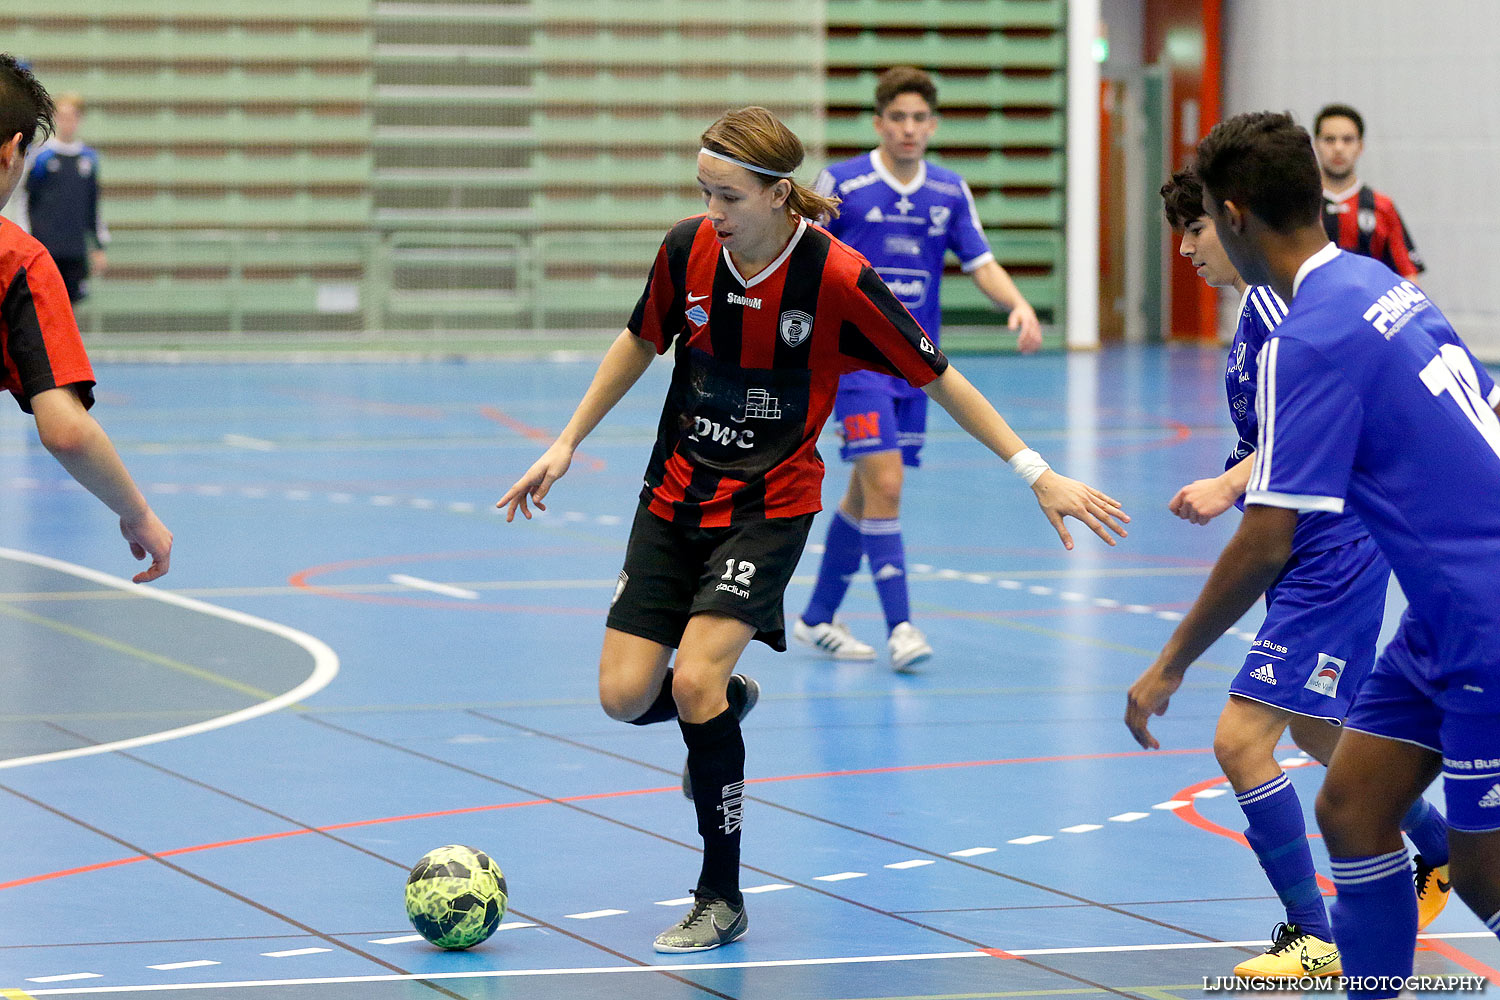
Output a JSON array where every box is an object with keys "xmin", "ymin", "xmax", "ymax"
[
  {"xmin": 627, "ymin": 214, "xmax": 948, "ymax": 529},
  {"xmin": 0, "ymin": 215, "xmax": 95, "ymax": 413}
]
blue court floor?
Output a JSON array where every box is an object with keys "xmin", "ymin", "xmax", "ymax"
[{"xmin": 0, "ymin": 344, "xmax": 1495, "ymax": 999}]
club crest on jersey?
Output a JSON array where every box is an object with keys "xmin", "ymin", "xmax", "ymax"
[
  {"xmin": 1304, "ymin": 653, "xmax": 1347, "ymax": 697},
  {"xmin": 779, "ymin": 310, "xmax": 813, "ymax": 347},
  {"xmin": 686, "ymin": 304, "xmax": 709, "ymax": 327},
  {"xmin": 928, "ymin": 205, "xmax": 950, "ymax": 228}
]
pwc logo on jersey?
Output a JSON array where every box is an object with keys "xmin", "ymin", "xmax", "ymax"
[
  {"xmin": 779, "ymin": 310, "xmax": 813, "ymax": 347},
  {"xmin": 1304, "ymin": 653, "xmax": 1347, "ymax": 697},
  {"xmin": 1363, "ymin": 281, "xmax": 1430, "ymax": 339}
]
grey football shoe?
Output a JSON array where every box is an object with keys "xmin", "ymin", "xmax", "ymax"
[{"xmin": 653, "ymin": 893, "xmax": 748, "ymax": 953}]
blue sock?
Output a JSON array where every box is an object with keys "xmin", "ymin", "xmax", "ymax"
[
  {"xmin": 1401, "ymin": 797, "xmax": 1449, "ymax": 866},
  {"xmin": 1237, "ymin": 773, "xmax": 1331, "ymax": 941},
  {"xmin": 1330, "ymin": 849, "xmax": 1415, "ymax": 996},
  {"xmin": 802, "ymin": 509, "xmax": 862, "ymax": 626},
  {"xmin": 860, "ymin": 518, "xmax": 910, "ymax": 632}
]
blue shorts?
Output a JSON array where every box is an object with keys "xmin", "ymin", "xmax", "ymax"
[
  {"xmin": 1228, "ymin": 536, "xmax": 1389, "ymax": 724},
  {"xmin": 1343, "ymin": 614, "xmax": 1500, "ymax": 833},
  {"xmin": 834, "ymin": 387, "xmax": 927, "ymax": 467}
]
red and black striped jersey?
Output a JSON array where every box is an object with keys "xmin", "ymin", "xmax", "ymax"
[
  {"xmin": 628, "ymin": 214, "xmax": 948, "ymax": 527},
  {"xmin": 0, "ymin": 217, "xmax": 94, "ymax": 413},
  {"xmin": 1321, "ymin": 183, "xmax": 1424, "ymax": 279}
]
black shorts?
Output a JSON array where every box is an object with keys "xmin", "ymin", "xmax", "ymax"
[{"xmin": 606, "ymin": 502, "xmax": 815, "ymax": 652}]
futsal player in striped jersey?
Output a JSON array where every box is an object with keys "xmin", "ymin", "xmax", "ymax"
[
  {"xmin": 500, "ymin": 106, "xmax": 1128, "ymax": 953},
  {"xmin": 1130, "ymin": 168, "xmax": 1452, "ymax": 979},
  {"xmin": 1134, "ymin": 111, "xmax": 1500, "ymax": 998},
  {"xmin": 0, "ymin": 54, "xmax": 172, "ymax": 583}
]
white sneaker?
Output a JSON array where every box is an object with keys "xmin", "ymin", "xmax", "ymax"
[
  {"xmin": 793, "ymin": 618, "xmax": 876, "ymax": 660},
  {"xmin": 888, "ymin": 622, "xmax": 933, "ymax": 673}
]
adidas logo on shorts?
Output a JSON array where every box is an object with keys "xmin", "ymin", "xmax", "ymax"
[
  {"xmin": 1250, "ymin": 662, "xmax": 1277, "ymax": 685},
  {"xmin": 1479, "ymin": 783, "xmax": 1500, "ymax": 809}
]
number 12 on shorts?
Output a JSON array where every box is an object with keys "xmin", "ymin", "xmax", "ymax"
[
  {"xmin": 1419, "ymin": 344, "xmax": 1500, "ymax": 457},
  {"xmin": 722, "ymin": 560, "xmax": 756, "ymax": 588}
]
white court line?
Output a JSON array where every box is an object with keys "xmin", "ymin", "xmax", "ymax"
[
  {"xmin": 812, "ymin": 872, "xmax": 866, "ymax": 882},
  {"xmin": 388, "ymin": 574, "xmax": 480, "ymax": 600},
  {"xmin": 27, "ymin": 974, "xmax": 103, "ymax": 983},
  {"xmin": 368, "ymin": 934, "xmax": 425, "ymax": 945},
  {"xmin": 1060, "ymin": 824, "xmax": 1102, "ymax": 834},
  {"xmin": 948, "ymin": 847, "xmax": 996, "ymax": 858},
  {"xmin": 1007, "ymin": 835, "xmax": 1052, "ymax": 845},
  {"xmin": 222, "ymin": 434, "xmax": 276, "ymax": 451},
  {"xmin": 1153, "ymin": 800, "xmax": 1191, "ymax": 810},
  {"xmin": 885, "ymin": 860, "xmax": 935, "ymax": 869},
  {"xmin": 0, "ymin": 549, "xmax": 340, "ymax": 770},
  {"xmin": 23, "ymin": 934, "xmax": 1495, "ymax": 994},
  {"xmin": 565, "ymin": 909, "xmax": 627, "ymax": 920},
  {"xmin": 147, "ymin": 961, "xmax": 219, "ymax": 971},
  {"xmin": 261, "ymin": 948, "xmax": 330, "ymax": 958},
  {"xmin": 742, "ymin": 883, "xmax": 795, "ymax": 894},
  {"xmin": 1109, "ymin": 812, "xmax": 1150, "ymax": 822},
  {"xmin": 655, "ymin": 896, "xmax": 696, "ymax": 907}
]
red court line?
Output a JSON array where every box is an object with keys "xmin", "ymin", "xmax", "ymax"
[
  {"xmin": 1, "ymin": 748, "xmax": 1215, "ymax": 894},
  {"xmin": 1419, "ymin": 937, "xmax": 1500, "ymax": 978},
  {"xmin": 1171, "ymin": 763, "xmax": 1336, "ymax": 895},
  {"xmin": 1096, "ymin": 418, "xmax": 1193, "ymax": 458},
  {"xmin": 979, "ymin": 947, "xmax": 1021, "ymax": 959},
  {"xmin": 480, "ymin": 405, "xmax": 605, "ymax": 471}
]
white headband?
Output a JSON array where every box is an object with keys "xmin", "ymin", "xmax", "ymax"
[{"xmin": 698, "ymin": 147, "xmax": 795, "ymax": 179}]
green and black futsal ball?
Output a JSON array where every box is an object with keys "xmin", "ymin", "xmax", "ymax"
[{"xmin": 404, "ymin": 844, "xmax": 508, "ymax": 949}]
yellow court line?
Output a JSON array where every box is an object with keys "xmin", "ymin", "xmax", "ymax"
[
  {"xmin": 2, "ymin": 989, "xmax": 40, "ymax": 999},
  {"xmin": 0, "ymin": 603, "xmax": 277, "ymax": 701}
]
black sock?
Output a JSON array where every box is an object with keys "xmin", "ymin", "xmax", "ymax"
[
  {"xmin": 627, "ymin": 669, "xmax": 677, "ymax": 726},
  {"xmin": 679, "ymin": 707, "xmax": 745, "ymax": 907}
]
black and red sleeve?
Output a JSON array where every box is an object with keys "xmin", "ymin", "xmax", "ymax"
[
  {"xmin": 1, "ymin": 249, "xmax": 95, "ymax": 414},
  {"xmin": 834, "ymin": 261, "xmax": 949, "ymax": 388},
  {"xmin": 626, "ymin": 216, "xmax": 701, "ymax": 354}
]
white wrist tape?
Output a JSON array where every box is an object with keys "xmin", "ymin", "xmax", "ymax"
[{"xmin": 1008, "ymin": 447, "xmax": 1051, "ymax": 486}]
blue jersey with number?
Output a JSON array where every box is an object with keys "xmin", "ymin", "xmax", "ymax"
[
  {"xmin": 815, "ymin": 152, "xmax": 993, "ymax": 397},
  {"xmin": 1246, "ymin": 246, "xmax": 1500, "ymax": 689},
  {"xmin": 1227, "ymin": 285, "xmax": 1366, "ymax": 554}
]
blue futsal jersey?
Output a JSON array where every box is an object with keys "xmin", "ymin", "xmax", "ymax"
[
  {"xmin": 1246, "ymin": 245, "xmax": 1500, "ymax": 707},
  {"xmin": 1227, "ymin": 285, "xmax": 1366, "ymax": 555},
  {"xmin": 815, "ymin": 152, "xmax": 993, "ymax": 398}
]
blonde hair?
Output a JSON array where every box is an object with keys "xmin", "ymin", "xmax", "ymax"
[
  {"xmin": 55, "ymin": 92, "xmax": 85, "ymax": 114},
  {"xmin": 701, "ymin": 106, "xmax": 840, "ymax": 221}
]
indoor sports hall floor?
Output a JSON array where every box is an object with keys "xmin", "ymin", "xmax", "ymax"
[{"xmin": 1, "ymin": 344, "xmax": 1496, "ymax": 1000}]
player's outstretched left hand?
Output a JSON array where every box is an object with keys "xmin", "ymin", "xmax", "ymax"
[
  {"xmin": 1009, "ymin": 303, "xmax": 1043, "ymax": 354},
  {"xmin": 1125, "ymin": 662, "xmax": 1183, "ymax": 750},
  {"xmin": 1030, "ymin": 470, "xmax": 1128, "ymax": 550},
  {"xmin": 498, "ymin": 441, "xmax": 574, "ymax": 522}
]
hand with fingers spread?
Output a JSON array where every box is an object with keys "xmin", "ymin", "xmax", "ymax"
[
  {"xmin": 1125, "ymin": 660, "xmax": 1184, "ymax": 750},
  {"xmin": 498, "ymin": 441, "xmax": 574, "ymax": 522},
  {"xmin": 1030, "ymin": 469, "xmax": 1130, "ymax": 551}
]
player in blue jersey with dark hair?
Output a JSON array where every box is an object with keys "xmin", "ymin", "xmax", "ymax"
[
  {"xmin": 1132, "ymin": 168, "xmax": 1451, "ymax": 979},
  {"xmin": 795, "ymin": 66, "xmax": 1043, "ymax": 672},
  {"xmin": 1128, "ymin": 111, "xmax": 1500, "ymax": 997}
]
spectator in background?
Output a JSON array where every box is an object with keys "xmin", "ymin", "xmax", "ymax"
[
  {"xmin": 1314, "ymin": 103, "xmax": 1424, "ymax": 284},
  {"xmin": 25, "ymin": 92, "xmax": 108, "ymax": 302}
]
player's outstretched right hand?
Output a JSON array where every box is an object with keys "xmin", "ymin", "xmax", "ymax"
[
  {"xmin": 498, "ymin": 442, "xmax": 574, "ymax": 522},
  {"xmin": 121, "ymin": 508, "xmax": 172, "ymax": 583},
  {"xmin": 1030, "ymin": 470, "xmax": 1129, "ymax": 550}
]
